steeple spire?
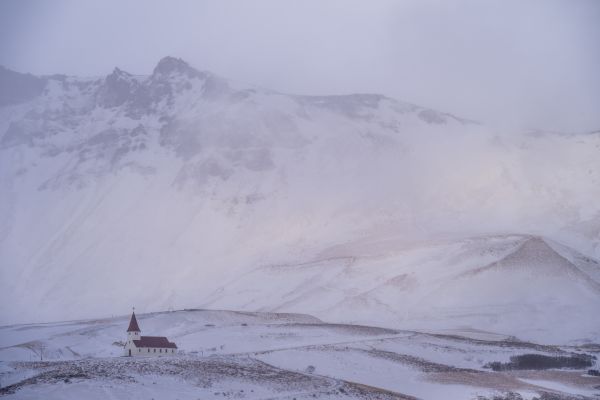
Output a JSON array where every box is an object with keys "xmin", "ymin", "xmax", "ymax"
[{"xmin": 127, "ymin": 309, "xmax": 141, "ymax": 332}]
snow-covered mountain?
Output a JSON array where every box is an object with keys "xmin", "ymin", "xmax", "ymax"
[{"xmin": 0, "ymin": 57, "xmax": 599, "ymax": 342}]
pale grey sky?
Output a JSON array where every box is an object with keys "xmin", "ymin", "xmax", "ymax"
[{"xmin": 1, "ymin": 0, "xmax": 599, "ymax": 131}]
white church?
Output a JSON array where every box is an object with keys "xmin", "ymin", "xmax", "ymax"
[{"xmin": 123, "ymin": 311, "xmax": 178, "ymax": 357}]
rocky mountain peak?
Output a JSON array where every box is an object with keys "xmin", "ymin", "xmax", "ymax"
[
  {"xmin": 109, "ymin": 67, "xmax": 129, "ymax": 77},
  {"xmin": 152, "ymin": 56, "xmax": 201, "ymax": 78},
  {"xmin": 96, "ymin": 67, "xmax": 140, "ymax": 108}
]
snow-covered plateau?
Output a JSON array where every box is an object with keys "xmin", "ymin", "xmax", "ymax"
[{"xmin": 0, "ymin": 57, "xmax": 599, "ymax": 398}]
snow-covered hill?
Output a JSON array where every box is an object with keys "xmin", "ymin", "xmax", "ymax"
[
  {"xmin": 1, "ymin": 310, "xmax": 598, "ymax": 399},
  {"xmin": 0, "ymin": 309, "xmax": 323, "ymax": 361},
  {"xmin": 0, "ymin": 57, "xmax": 599, "ymax": 342},
  {"xmin": 201, "ymin": 234, "xmax": 600, "ymax": 344}
]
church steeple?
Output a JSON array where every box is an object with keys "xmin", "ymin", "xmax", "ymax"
[
  {"xmin": 127, "ymin": 310, "xmax": 141, "ymax": 333},
  {"xmin": 125, "ymin": 308, "xmax": 141, "ymax": 356}
]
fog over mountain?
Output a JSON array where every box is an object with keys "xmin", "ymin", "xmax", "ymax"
[
  {"xmin": 0, "ymin": 58, "xmax": 598, "ymax": 341},
  {"xmin": 3, "ymin": 1, "xmax": 600, "ymax": 132}
]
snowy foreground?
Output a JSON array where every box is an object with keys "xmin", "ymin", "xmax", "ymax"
[{"xmin": 1, "ymin": 310, "xmax": 598, "ymax": 399}]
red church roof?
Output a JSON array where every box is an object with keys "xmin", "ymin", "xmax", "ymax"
[
  {"xmin": 133, "ymin": 336, "xmax": 178, "ymax": 349},
  {"xmin": 127, "ymin": 312, "xmax": 141, "ymax": 332}
]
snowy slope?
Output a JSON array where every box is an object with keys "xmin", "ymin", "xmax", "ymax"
[
  {"xmin": 0, "ymin": 57, "xmax": 599, "ymax": 342},
  {"xmin": 200, "ymin": 235, "xmax": 600, "ymax": 344}
]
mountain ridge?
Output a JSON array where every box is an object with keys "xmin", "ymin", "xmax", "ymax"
[{"xmin": 0, "ymin": 58, "xmax": 496, "ymax": 128}]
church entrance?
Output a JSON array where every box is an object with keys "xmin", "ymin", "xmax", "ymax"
[{"xmin": 128, "ymin": 349, "xmax": 131, "ymax": 356}]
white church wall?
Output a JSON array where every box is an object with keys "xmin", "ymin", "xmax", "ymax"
[{"xmin": 124, "ymin": 344, "xmax": 177, "ymax": 357}]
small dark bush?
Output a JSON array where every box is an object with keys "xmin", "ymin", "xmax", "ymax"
[
  {"xmin": 486, "ymin": 361, "xmax": 504, "ymax": 371},
  {"xmin": 588, "ymin": 369, "xmax": 600, "ymax": 376},
  {"xmin": 485, "ymin": 353, "xmax": 594, "ymax": 371}
]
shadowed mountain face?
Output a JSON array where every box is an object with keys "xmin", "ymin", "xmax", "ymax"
[
  {"xmin": 0, "ymin": 57, "xmax": 599, "ymax": 338},
  {"xmin": 0, "ymin": 66, "xmax": 46, "ymax": 107}
]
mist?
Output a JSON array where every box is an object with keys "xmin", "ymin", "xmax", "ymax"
[{"xmin": 1, "ymin": 0, "xmax": 599, "ymax": 132}]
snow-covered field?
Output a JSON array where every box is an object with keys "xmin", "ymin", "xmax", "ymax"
[{"xmin": 0, "ymin": 310, "xmax": 598, "ymax": 399}]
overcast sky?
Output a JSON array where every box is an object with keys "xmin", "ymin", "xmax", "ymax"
[{"xmin": 1, "ymin": 0, "xmax": 599, "ymax": 131}]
